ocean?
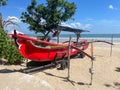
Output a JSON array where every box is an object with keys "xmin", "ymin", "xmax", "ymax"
[
  {"xmin": 27, "ymin": 34, "xmax": 120, "ymax": 42},
  {"xmin": 58, "ymin": 34, "xmax": 120, "ymax": 42}
]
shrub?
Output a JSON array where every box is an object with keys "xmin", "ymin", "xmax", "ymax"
[{"xmin": 0, "ymin": 28, "xmax": 24, "ymax": 64}]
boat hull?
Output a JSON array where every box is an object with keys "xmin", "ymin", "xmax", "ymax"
[
  {"xmin": 11, "ymin": 34, "xmax": 89, "ymax": 62},
  {"xmin": 18, "ymin": 40, "xmax": 78, "ymax": 62}
]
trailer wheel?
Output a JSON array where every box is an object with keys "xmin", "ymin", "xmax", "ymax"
[
  {"xmin": 57, "ymin": 61, "xmax": 68, "ymax": 70},
  {"xmin": 77, "ymin": 53, "xmax": 85, "ymax": 58}
]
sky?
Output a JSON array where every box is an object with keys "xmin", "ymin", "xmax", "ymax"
[{"xmin": 0, "ymin": 0, "xmax": 120, "ymax": 34}]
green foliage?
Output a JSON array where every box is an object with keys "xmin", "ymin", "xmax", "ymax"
[
  {"xmin": 0, "ymin": 0, "xmax": 24, "ymax": 64},
  {"xmin": 21, "ymin": 0, "xmax": 76, "ymax": 35},
  {"xmin": 0, "ymin": 28, "xmax": 24, "ymax": 64},
  {"xmin": 0, "ymin": 0, "xmax": 7, "ymax": 6},
  {"xmin": 0, "ymin": 0, "xmax": 7, "ymax": 28}
]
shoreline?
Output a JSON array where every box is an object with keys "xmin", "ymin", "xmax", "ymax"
[{"xmin": 50, "ymin": 37, "xmax": 120, "ymax": 43}]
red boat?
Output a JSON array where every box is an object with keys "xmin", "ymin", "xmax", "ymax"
[
  {"xmin": 11, "ymin": 32, "xmax": 90, "ymax": 62},
  {"xmin": 9, "ymin": 26, "xmax": 113, "ymax": 74},
  {"xmin": 10, "ymin": 26, "xmax": 93, "ymax": 63}
]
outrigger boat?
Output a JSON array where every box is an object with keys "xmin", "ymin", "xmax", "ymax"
[
  {"xmin": 10, "ymin": 26, "xmax": 92, "ymax": 69},
  {"xmin": 10, "ymin": 26, "xmax": 93, "ymax": 62},
  {"xmin": 9, "ymin": 26, "xmax": 113, "ymax": 85},
  {"xmin": 9, "ymin": 26, "xmax": 113, "ymax": 73},
  {"xmin": 12, "ymin": 34, "xmax": 89, "ymax": 62}
]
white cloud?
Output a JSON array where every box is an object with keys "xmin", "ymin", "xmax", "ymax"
[
  {"xmin": 108, "ymin": 4, "xmax": 117, "ymax": 10},
  {"xmin": 6, "ymin": 16, "xmax": 21, "ymax": 23},
  {"xmin": 109, "ymin": 5, "xmax": 114, "ymax": 9},
  {"xmin": 61, "ymin": 22, "xmax": 92, "ymax": 29},
  {"xmin": 61, "ymin": 22, "xmax": 72, "ymax": 28},
  {"xmin": 87, "ymin": 18, "xmax": 94, "ymax": 21},
  {"xmin": 16, "ymin": 7, "xmax": 25, "ymax": 12},
  {"xmin": 83, "ymin": 24, "xmax": 91, "ymax": 29}
]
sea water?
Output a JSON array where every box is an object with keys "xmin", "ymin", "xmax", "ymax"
[
  {"xmin": 27, "ymin": 34, "xmax": 120, "ymax": 43},
  {"xmin": 58, "ymin": 34, "xmax": 120, "ymax": 43}
]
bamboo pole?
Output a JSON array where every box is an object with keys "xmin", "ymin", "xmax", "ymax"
[
  {"xmin": 110, "ymin": 34, "xmax": 113, "ymax": 56},
  {"xmin": 91, "ymin": 41, "xmax": 94, "ymax": 56},
  {"xmin": 67, "ymin": 36, "xmax": 71, "ymax": 80},
  {"xmin": 89, "ymin": 40, "xmax": 95, "ymax": 85},
  {"xmin": 57, "ymin": 34, "xmax": 59, "ymax": 44}
]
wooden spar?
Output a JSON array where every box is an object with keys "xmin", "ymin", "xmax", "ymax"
[
  {"xmin": 13, "ymin": 30, "xmax": 19, "ymax": 48},
  {"xmin": 89, "ymin": 40, "xmax": 94, "ymax": 85},
  {"xmin": 91, "ymin": 40, "xmax": 113, "ymax": 45},
  {"xmin": 89, "ymin": 58, "xmax": 94, "ymax": 85},
  {"xmin": 67, "ymin": 36, "xmax": 72, "ymax": 80},
  {"xmin": 91, "ymin": 41, "xmax": 94, "ymax": 56},
  {"xmin": 75, "ymin": 33, "xmax": 80, "ymax": 45},
  {"xmin": 57, "ymin": 34, "xmax": 59, "ymax": 44},
  {"xmin": 110, "ymin": 34, "xmax": 113, "ymax": 56},
  {"xmin": 71, "ymin": 45, "xmax": 93, "ymax": 59}
]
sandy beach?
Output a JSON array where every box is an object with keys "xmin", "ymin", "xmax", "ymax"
[{"xmin": 0, "ymin": 42, "xmax": 120, "ymax": 90}]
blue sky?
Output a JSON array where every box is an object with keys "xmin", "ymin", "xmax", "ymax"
[{"xmin": 0, "ymin": 0, "xmax": 120, "ymax": 34}]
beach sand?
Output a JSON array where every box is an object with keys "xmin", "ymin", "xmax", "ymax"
[{"xmin": 0, "ymin": 43, "xmax": 120, "ymax": 90}]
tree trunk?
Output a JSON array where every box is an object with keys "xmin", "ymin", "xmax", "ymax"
[
  {"xmin": 0, "ymin": 13, "xmax": 3, "ymax": 28},
  {"xmin": 42, "ymin": 30, "xmax": 51, "ymax": 40}
]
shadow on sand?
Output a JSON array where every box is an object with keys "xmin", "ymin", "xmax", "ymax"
[
  {"xmin": 0, "ymin": 69, "xmax": 14, "ymax": 73},
  {"xmin": 115, "ymin": 67, "xmax": 120, "ymax": 72},
  {"xmin": 104, "ymin": 67, "xmax": 120, "ymax": 89},
  {"xmin": 104, "ymin": 82, "xmax": 120, "ymax": 89},
  {"xmin": 0, "ymin": 68, "xmax": 22, "ymax": 73},
  {"xmin": 43, "ymin": 71, "xmax": 91, "ymax": 86}
]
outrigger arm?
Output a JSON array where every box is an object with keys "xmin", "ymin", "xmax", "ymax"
[{"xmin": 72, "ymin": 45, "xmax": 94, "ymax": 60}]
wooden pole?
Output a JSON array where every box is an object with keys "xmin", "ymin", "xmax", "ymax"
[
  {"xmin": 76, "ymin": 33, "xmax": 80, "ymax": 45},
  {"xmin": 91, "ymin": 41, "xmax": 94, "ymax": 56},
  {"xmin": 110, "ymin": 34, "xmax": 113, "ymax": 56},
  {"xmin": 67, "ymin": 36, "xmax": 71, "ymax": 80},
  {"xmin": 90, "ymin": 40, "xmax": 95, "ymax": 85},
  {"xmin": 57, "ymin": 34, "xmax": 59, "ymax": 44},
  {"xmin": 90, "ymin": 60, "xmax": 95, "ymax": 85}
]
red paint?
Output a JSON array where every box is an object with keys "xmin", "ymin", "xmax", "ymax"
[{"xmin": 11, "ymin": 34, "xmax": 89, "ymax": 62}]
